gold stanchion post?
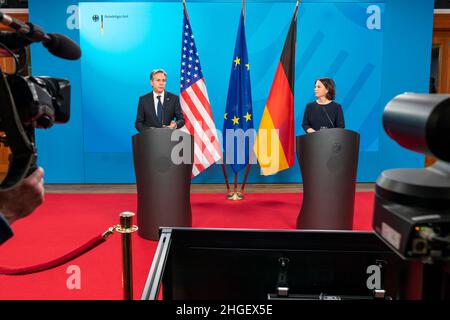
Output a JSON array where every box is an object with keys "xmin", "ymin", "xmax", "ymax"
[{"xmin": 116, "ymin": 212, "xmax": 138, "ymax": 300}]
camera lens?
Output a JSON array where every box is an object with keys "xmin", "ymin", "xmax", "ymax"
[{"xmin": 383, "ymin": 93, "xmax": 450, "ymax": 162}]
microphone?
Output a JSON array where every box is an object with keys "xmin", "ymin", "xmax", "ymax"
[{"xmin": 0, "ymin": 11, "xmax": 81, "ymax": 60}]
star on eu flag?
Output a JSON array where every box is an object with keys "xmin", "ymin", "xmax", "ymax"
[
  {"xmin": 245, "ymin": 63, "xmax": 250, "ymax": 71},
  {"xmin": 224, "ymin": 113, "xmax": 228, "ymax": 120},
  {"xmin": 232, "ymin": 115, "xmax": 240, "ymax": 125},
  {"xmin": 244, "ymin": 112, "xmax": 252, "ymax": 122},
  {"xmin": 234, "ymin": 57, "xmax": 241, "ymax": 67}
]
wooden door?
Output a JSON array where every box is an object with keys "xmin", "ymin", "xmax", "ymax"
[
  {"xmin": 0, "ymin": 10, "xmax": 29, "ymax": 179},
  {"xmin": 426, "ymin": 13, "xmax": 450, "ymax": 167}
]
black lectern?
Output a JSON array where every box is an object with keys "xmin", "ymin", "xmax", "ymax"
[
  {"xmin": 132, "ymin": 128, "xmax": 193, "ymax": 240},
  {"xmin": 296, "ymin": 128, "xmax": 360, "ymax": 230}
]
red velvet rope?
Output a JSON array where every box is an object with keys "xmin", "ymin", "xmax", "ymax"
[{"xmin": 0, "ymin": 234, "xmax": 107, "ymax": 276}]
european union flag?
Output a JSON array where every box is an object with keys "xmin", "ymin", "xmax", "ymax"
[{"xmin": 223, "ymin": 10, "xmax": 254, "ymax": 173}]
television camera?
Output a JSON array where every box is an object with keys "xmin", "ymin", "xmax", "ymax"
[
  {"xmin": 373, "ymin": 93, "xmax": 450, "ymax": 263},
  {"xmin": 0, "ymin": 10, "xmax": 80, "ymax": 190}
]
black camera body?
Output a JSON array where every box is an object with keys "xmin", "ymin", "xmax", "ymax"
[
  {"xmin": 373, "ymin": 94, "xmax": 450, "ymax": 262},
  {"xmin": 6, "ymin": 74, "xmax": 70, "ymax": 129},
  {"xmin": 0, "ymin": 30, "xmax": 72, "ymax": 190},
  {"xmin": 373, "ymin": 165, "xmax": 450, "ymax": 261}
]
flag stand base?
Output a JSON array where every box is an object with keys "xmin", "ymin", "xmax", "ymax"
[{"xmin": 227, "ymin": 191, "xmax": 245, "ymax": 201}]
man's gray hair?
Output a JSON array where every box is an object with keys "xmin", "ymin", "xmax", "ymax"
[{"xmin": 150, "ymin": 69, "xmax": 168, "ymax": 80}]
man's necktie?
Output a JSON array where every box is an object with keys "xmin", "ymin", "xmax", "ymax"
[{"xmin": 156, "ymin": 95, "xmax": 163, "ymax": 125}]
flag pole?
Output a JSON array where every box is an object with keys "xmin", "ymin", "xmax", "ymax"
[
  {"xmin": 227, "ymin": 0, "xmax": 247, "ymax": 201},
  {"xmin": 294, "ymin": 0, "xmax": 300, "ymax": 18},
  {"xmin": 222, "ymin": 163, "xmax": 231, "ymax": 194},
  {"xmin": 182, "ymin": 0, "xmax": 189, "ymax": 19},
  {"xmin": 241, "ymin": 1, "xmax": 300, "ymax": 194},
  {"xmin": 231, "ymin": 0, "xmax": 249, "ymax": 199},
  {"xmin": 240, "ymin": 153, "xmax": 253, "ymax": 194},
  {"xmin": 183, "ymin": 0, "xmax": 231, "ymax": 195},
  {"xmin": 233, "ymin": 0, "xmax": 245, "ymax": 200}
]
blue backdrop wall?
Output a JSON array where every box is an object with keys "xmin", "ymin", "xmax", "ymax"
[{"xmin": 28, "ymin": 0, "xmax": 433, "ymax": 183}]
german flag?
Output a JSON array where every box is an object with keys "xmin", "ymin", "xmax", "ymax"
[{"xmin": 254, "ymin": 2, "xmax": 298, "ymax": 175}]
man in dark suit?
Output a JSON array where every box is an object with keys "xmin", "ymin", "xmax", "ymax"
[{"xmin": 135, "ymin": 69, "xmax": 185, "ymax": 132}]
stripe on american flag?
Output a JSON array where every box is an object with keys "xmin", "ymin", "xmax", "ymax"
[
  {"xmin": 180, "ymin": 8, "xmax": 222, "ymax": 176},
  {"xmin": 180, "ymin": 93, "xmax": 221, "ymax": 162}
]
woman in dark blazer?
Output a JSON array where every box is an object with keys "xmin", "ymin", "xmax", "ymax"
[{"xmin": 302, "ymin": 78, "xmax": 345, "ymax": 133}]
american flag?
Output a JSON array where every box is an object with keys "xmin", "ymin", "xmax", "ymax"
[{"xmin": 179, "ymin": 8, "xmax": 222, "ymax": 177}]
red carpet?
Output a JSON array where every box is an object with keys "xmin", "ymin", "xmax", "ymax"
[{"xmin": 0, "ymin": 192, "xmax": 375, "ymax": 299}]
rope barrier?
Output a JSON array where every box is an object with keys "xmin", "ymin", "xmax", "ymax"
[
  {"xmin": 0, "ymin": 226, "xmax": 116, "ymax": 276},
  {"xmin": 0, "ymin": 212, "xmax": 138, "ymax": 299}
]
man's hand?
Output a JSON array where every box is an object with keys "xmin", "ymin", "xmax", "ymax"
[
  {"xmin": 0, "ymin": 167, "xmax": 45, "ymax": 225},
  {"xmin": 167, "ymin": 121, "xmax": 177, "ymax": 129}
]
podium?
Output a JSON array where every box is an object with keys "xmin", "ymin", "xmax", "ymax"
[
  {"xmin": 296, "ymin": 128, "xmax": 360, "ymax": 230},
  {"xmin": 132, "ymin": 128, "xmax": 193, "ymax": 240}
]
